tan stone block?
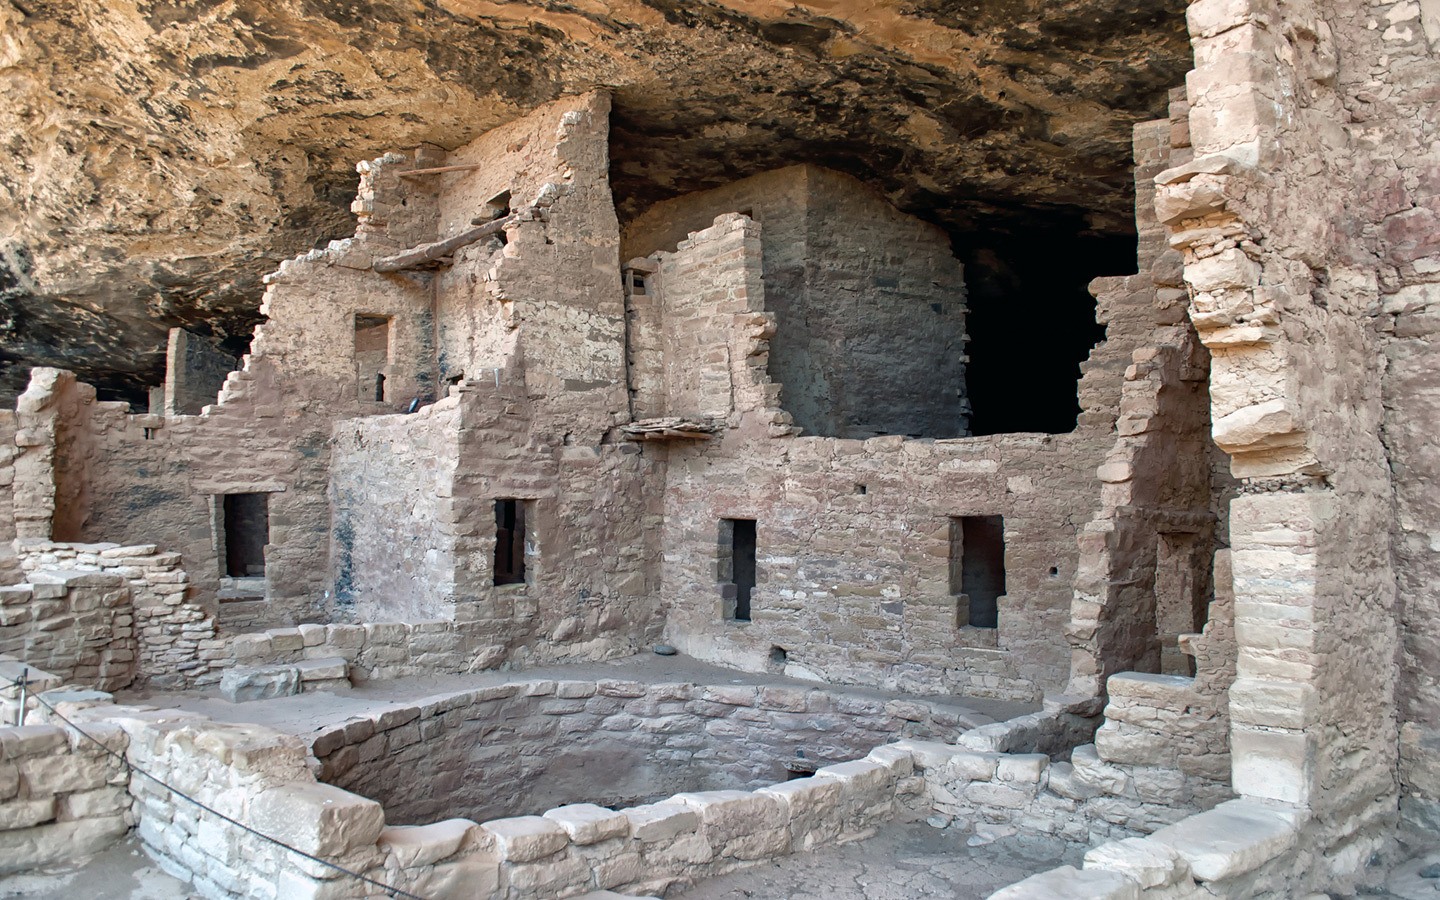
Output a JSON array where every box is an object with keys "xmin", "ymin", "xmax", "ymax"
[
  {"xmin": 624, "ymin": 801, "xmax": 700, "ymax": 843},
  {"xmin": 18, "ymin": 754, "xmax": 109, "ymax": 795},
  {"xmin": 0, "ymin": 797, "xmax": 56, "ymax": 829},
  {"xmin": 989, "ymin": 865, "xmax": 1140, "ymax": 899},
  {"xmin": 379, "ymin": 818, "xmax": 477, "ymax": 867},
  {"xmin": 481, "ymin": 815, "xmax": 569, "ymax": 862},
  {"xmin": 59, "ymin": 785, "xmax": 128, "ymax": 820},
  {"xmin": 543, "ymin": 803, "xmax": 630, "ymax": 845},
  {"xmin": 1149, "ymin": 799, "xmax": 1299, "ymax": 882},
  {"xmin": 411, "ymin": 854, "xmax": 501, "ymax": 900},
  {"xmin": 249, "ymin": 783, "xmax": 384, "ymax": 857}
]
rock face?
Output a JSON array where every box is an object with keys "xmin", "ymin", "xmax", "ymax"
[{"xmin": 0, "ymin": 0, "xmax": 1189, "ymax": 402}]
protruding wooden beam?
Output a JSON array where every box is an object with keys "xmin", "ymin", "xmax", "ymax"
[
  {"xmin": 372, "ymin": 214, "xmax": 515, "ymax": 273},
  {"xmin": 397, "ymin": 164, "xmax": 484, "ymax": 177}
]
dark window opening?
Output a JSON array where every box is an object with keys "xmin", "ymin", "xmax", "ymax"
[
  {"xmin": 950, "ymin": 515, "xmax": 1005, "ymax": 629},
  {"xmin": 222, "ymin": 493, "xmax": 269, "ymax": 577},
  {"xmin": 487, "ymin": 191, "xmax": 512, "ymax": 246},
  {"xmin": 719, "ymin": 518, "xmax": 757, "ymax": 621},
  {"xmin": 957, "ymin": 228, "xmax": 1123, "ymax": 436},
  {"xmin": 494, "ymin": 499, "xmax": 528, "ymax": 586},
  {"xmin": 354, "ymin": 314, "xmax": 392, "ymax": 403}
]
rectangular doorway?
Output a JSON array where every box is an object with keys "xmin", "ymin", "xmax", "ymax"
[
  {"xmin": 950, "ymin": 515, "xmax": 1005, "ymax": 629},
  {"xmin": 222, "ymin": 493, "xmax": 269, "ymax": 577}
]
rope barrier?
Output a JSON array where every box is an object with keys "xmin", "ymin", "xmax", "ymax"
[{"xmin": 1, "ymin": 670, "xmax": 428, "ymax": 900}]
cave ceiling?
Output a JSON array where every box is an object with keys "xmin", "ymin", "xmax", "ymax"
[{"xmin": 0, "ymin": 0, "xmax": 1191, "ymax": 402}]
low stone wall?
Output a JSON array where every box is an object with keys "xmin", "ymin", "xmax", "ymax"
[
  {"xmin": 1092, "ymin": 673, "xmax": 1229, "ymax": 798},
  {"xmin": 0, "ymin": 569, "xmax": 136, "ymax": 691},
  {"xmin": 311, "ymin": 677, "xmax": 986, "ymax": 826},
  {"xmin": 989, "ymin": 798, "xmax": 1309, "ymax": 899},
  {"xmin": 46, "ymin": 692, "xmax": 920, "ymax": 899},
  {"xmin": 911, "ymin": 676, "xmax": 1233, "ymax": 848},
  {"xmin": 227, "ymin": 620, "xmax": 475, "ymax": 682},
  {"xmin": 0, "ymin": 718, "xmax": 131, "ymax": 874},
  {"xmin": 15, "ymin": 540, "xmax": 222, "ymax": 688}
]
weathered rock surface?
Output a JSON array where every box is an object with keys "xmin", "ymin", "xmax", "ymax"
[{"xmin": 0, "ymin": 0, "xmax": 1188, "ymax": 402}]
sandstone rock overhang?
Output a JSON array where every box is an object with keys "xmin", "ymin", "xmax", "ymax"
[{"xmin": 0, "ymin": 0, "xmax": 1189, "ymax": 404}]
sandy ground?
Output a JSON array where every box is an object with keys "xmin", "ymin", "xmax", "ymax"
[{"xmin": 674, "ymin": 819, "xmax": 1082, "ymax": 899}]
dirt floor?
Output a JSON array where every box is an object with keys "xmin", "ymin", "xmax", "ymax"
[
  {"xmin": 674, "ymin": 819, "xmax": 1082, "ymax": 899},
  {"xmin": 0, "ymin": 837, "xmax": 196, "ymax": 899}
]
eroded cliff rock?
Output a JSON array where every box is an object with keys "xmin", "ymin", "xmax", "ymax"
[{"xmin": 0, "ymin": 0, "xmax": 1188, "ymax": 401}]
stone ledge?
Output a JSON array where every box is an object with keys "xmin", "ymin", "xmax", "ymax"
[{"xmin": 1147, "ymin": 798, "xmax": 1301, "ymax": 882}]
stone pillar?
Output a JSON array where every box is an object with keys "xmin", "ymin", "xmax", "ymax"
[{"xmin": 1158, "ymin": 0, "xmax": 1399, "ymax": 851}]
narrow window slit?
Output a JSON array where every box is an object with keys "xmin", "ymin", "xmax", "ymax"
[
  {"xmin": 494, "ymin": 499, "xmax": 528, "ymax": 585},
  {"xmin": 718, "ymin": 518, "xmax": 757, "ymax": 622}
]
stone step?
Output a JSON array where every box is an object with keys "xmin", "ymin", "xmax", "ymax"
[{"xmin": 219, "ymin": 656, "xmax": 351, "ymax": 702}]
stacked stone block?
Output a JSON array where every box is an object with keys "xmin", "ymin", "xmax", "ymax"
[
  {"xmin": 0, "ymin": 565, "xmax": 136, "ymax": 692},
  {"xmin": 0, "ymin": 717, "xmax": 130, "ymax": 874},
  {"xmin": 228, "ymin": 620, "xmax": 477, "ymax": 682},
  {"xmin": 41, "ymin": 691, "xmax": 933, "ymax": 900},
  {"xmin": 15, "ymin": 540, "xmax": 221, "ymax": 688}
]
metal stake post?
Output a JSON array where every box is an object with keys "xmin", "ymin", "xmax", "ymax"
[{"xmin": 17, "ymin": 665, "xmax": 28, "ymax": 726}]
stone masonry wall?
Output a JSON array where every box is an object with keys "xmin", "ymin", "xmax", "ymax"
[
  {"xmin": 50, "ymin": 692, "xmax": 924, "ymax": 899},
  {"xmin": 798, "ymin": 166, "xmax": 969, "ymax": 439},
  {"xmin": 1361, "ymin": 0, "xmax": 1440, "ymax": 839},
  {"xmin": 227, "ymin": 621, "xmax": 475, "ymax": 681},
  {"xmin": 434, "ymin": 91, "xmax": 629, "ymax": 444},
  {"xmin": 442, "ymin": 369, "xmax": 666, "ymax": 667},
  {"xmin": 0, "ymin": 409, "xmax": 18, "ymax": 585},
  {"xmin": 0, "ymin": 719, "xmax": 130, "ymax": 875},
  {"xmin": 1146, "ymin": 0, "xmax": 1408, "ymax": 880},
  {"xmin": 5, "ymin": 135, "xmax": 442, "ymax": 625},
  {"xmin": 625, "ymin": 165, "xmax": 968, "ymax": 440},
  {"xmin": 163, "ymin": 328, "xmax": 237, "ymax": 417},
  {"xmin": 642, "ymin": 214, "xmax": 781, "ymax": 424},
  {"xmin": 1065, "ymin": 107, "xmax": 1232, "ymax": 701},
  {"xmin": 14, "ymin": 541, "xmax": 221, "ymax": 688},
  {"xmin": 0, "ymin": 569, "xmax": 135, "ymax": 692},
  {"xmin": 653, "ymin": 204, "xmax": 1170, "ymax": 701}
]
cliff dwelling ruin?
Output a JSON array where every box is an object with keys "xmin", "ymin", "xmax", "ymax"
[{"xmin": 0, "ymin": 1, "xmax": 1438, "ymax": 898}]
